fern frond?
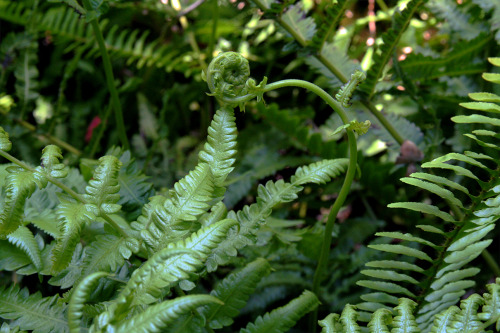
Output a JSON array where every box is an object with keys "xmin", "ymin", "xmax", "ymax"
[
  {"xmin": 14, "ymin": 41, "xmax": 39, "ymax": 106},
  {"xmin": 36, "ymin": 145, "xmax": 68, "ymax": 179},
  {"xmin": 0, "ymin": 167, "xmax": 38, "ymax": 237},
  {"xmin": 51, "ymin": 200, "xmax": 95, "ymax": 273},
  {"xmin": 359, "ymin": 0, "xmax": 425, "ymax": 98},
  {"xmin": 83, "ymin": 155, "xmax": 122, "ymax": 216},
  {"xmin": 202, "ymin": 258, "xmax": 272, "ymax": 329},
  {"xmin": 0, "ymin": 285, "xmax": 68, "ymax": 333},
  {"xmin": 141, "ymin": 162, "xmax": 216, "ymax": 252},
  {"xmin": 7, "ymin": 226, "xmax": 42, "ymax": 272},
  {"xmin": 240, "ymin": 290, "xmax": 320, "ymax": 333},
  {"xmin": 113, "ymin": 295, "xmax": 222, "ymax": 333},
  {"xmin": 0, "ymin": 3, "xmax": 181, "ymax": 72},
  {"xmin": 68, "ymin": 272, "xmax": 109, "ymax": 333},
  {"xmin": 310, "ymin": 0, "xmax": 350, "ymax": 52},
  {"xmin": 206, "ymin": 159, "xmax": 349, "ymax": 271},
  {"xmin": 0, "ymin": 127, "xmax": 12, "ymax": 151},
  {"xmin": 281, "ymin": 4, "xmax": 316, "ymax": 43},
  {"xmin": 120, "ymin": 219, "xmax": 237, "ymax": 306},
  {"xmin": 198, "ymin": 107, "xmax": 237, "ymax": 187},
  {"xmin": 320, "ymin": 279, "xmax": 500, "ymax": 332}
]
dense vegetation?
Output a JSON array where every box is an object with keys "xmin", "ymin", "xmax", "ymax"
[{"xmin": 0, "ymin": 0, "xmax": 499, "ymax": 332}]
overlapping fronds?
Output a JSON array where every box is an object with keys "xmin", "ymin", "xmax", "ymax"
[
  {"xmin": 357, "ymin": 57, "xmax": 500, "ymax": 331},
  {"xmin": 119, "ymin": 218, "xmax": 237, "ymax": 307},
  {"xmin": 0, "ymin": 1, "xmax": 180, "ymax": 72},
  {"xmin": 201, "ymin": 258, "xmax": 272, "ymax": 329},
  {"xmin": 359, "ymin": 0, "xmax": 426, "ymax": 98},
  {"xmin": 319, "ymin": 279, "xmax": 500, "ymax": 332},
  {"xmin": 138, "ymin": 162, "xmax": 216, "ymax": 252},
  {"xmin": 0, "ymin": 285, "xmax": 68, "ymax": 333},
  {"xmin": 206, "ymin": 158, "xmax": 349, "ymax": 272},
  {"xmin": 241, "ymin": 290, "xmax": 320, "ymax": 333}
]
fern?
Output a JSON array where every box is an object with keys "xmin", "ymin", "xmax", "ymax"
[
  {"xmin": 206, "ymin": 158, "xmax": 349, "ymax": 272},
  {"xmin": 241, "ymin": 290, "xmax": 320, "ymax": 333},
  {"xmin": 0, "ymin": 285, "xmax": 68, "ymax": 333},
  {"xmin": 319, "ymin": 279, "xmax": 500, "ymax": 332},
  {"xmin": 201, "ymin": 257, "xmax": 272, "ymax": 329},
  {"xmin": 0, "ymin": 2, "xmax": 181, "ymax": 72},
  {"xmin": 356, "ymin": 57, "xmax": 500, "ymax": 331},
  {"xmin": 359, "ymin": 0, "xmax": 426, "ymax": 98}
]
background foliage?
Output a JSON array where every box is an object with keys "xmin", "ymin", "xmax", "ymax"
[{"xmin": 0, "ymin": 0, "xmax": 499, "ymax": 332}]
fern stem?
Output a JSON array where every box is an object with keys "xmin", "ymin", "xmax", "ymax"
[
  {"xmin": 482, "ymin": 249, "xmax": 500, "ymax": 277},
  {"xmin": 81, "ymin": 0, "xmax": 129, "ymax": 150},
  {"xmin": 245, "ymin": 79, "xmax": 357, "ymax": 332},
  {"xmin": 361, "ymin": 100, "xmax": 404, "ymax": 145},
  {"xmin": 250, "ymin": 0, "xmax": 405, "ymax": 146}
]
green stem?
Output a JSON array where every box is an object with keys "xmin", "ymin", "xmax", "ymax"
[
  {"xmin": 482, "ymin": 249, "xmax": 500, "ymax": 277},
  {"xmin": 81, "ymin": 0, "xmax": 129, "ymax": 150},
  {"xmin": 224, "ymin": 78, "xmax": 357, "ymax": 332},
  {"xmin": 250, "ymin": 0, "xmax": 405, "ymax": 146},
  {"xmin": 0, "ymin": 149, "xmax": 128, "ymax": 238}
]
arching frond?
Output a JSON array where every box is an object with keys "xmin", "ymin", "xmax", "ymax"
[{"xmin": 240, "ymin": 290, "xmax": 320, "ymax": 333}]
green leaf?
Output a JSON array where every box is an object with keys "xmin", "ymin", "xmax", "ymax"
[
  {"xmin": 68, "ymin": 272, "xmax": 109, "ymax": 333},
  {"xmin": 483, "ymin": 73, "xmax": 500, "ymax": 84},
  {"xmin": 291, "ymin": 158, "xmax": 349, "ymax": 185},
  {"xmin": 240, "ymin": 290, "xmax": 320, "ymax": 333},
  {"xmin": 281, "ymin": 4, "xmax": 316, "ymax": 43},
  {"xmin": 367, "ymin": 308, "xmax": 392, "ymax": 333},
  {"xmin": 368, "ymin": 244, "xmax": 433, "ymax": 262},
  {"xmin": 451, "ymin": 114, "xmax": 500, "ymax": 127},
  {"xmin": 391, "ymin": 298, "xmax": 419, "ymax": 333},
  {"xmin": 0, "ymin": 167, "xmax": 38, "ymax": 237},
  {"xmin": 375, "ymin": 231, "xmax": 437, "ymax": 247},
  {"xmin": 409, "ymin": 172, "xmax": 469, "ymax": 195},
  {"xmin": 356, "ymin": 280, "xmax": 416, "ymax": 297},
  {"xmin": 469, "ymin": 92, "xmax": 500, "ymax": 103},
  {"xmin": 365, "ymin": 260, "xmax": 424, "ymax": 273},
  {"xmin": 7, "ymin": 226, "xmax": 42, "ymax": 271},
  {"xmin": 319, "ymin": 313, "xmax": 343, "ymax": 333},
  {"xmin": 202, "ymin": 258, "xmax": 272, "ymax": 329},
  {"xmin": 83, "ymin": 155, "xmax": 122, "ymax": 215},
  {"xmin": 0, "ymin": 285, "xmax": 68, "ymax": 333},
  {"xmin": 460, "ymin": 102, "xmax": 500, "ymax": 113},
  {"xmin": 388, "ymin": 202, "xmax": 456, "ymax": 223},
  {"xmin": 400, "ymin": 177, "xmax": 463, "ymax": 209},
  {"xmin": 429, "ymin": 306, "xmax": 460, "ymax": 333},
  {"xmin": 122, "ymin": 219, "xmax": 238, "ymax": 306},
  {"xmin": 51, "ymin": 200, "xmax": 95, "ymax": 273},
  {"xmin": 361, "ymin": 269, "xmax": 419, "ymax": 284},
  {"xmin": 198, "ymin": 107, "xmax": 237, "ymax": 187}
]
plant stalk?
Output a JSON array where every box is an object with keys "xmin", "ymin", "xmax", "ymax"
[{"xmin": 81, "ymin": 0, "xmax": 129, "ymax": 150}]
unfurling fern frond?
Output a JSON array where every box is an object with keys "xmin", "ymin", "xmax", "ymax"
[
  {"xmin": 206, "ymin": 158, "xmax": 349, "ymax": 272},
  {"xmin": 357, "ymin": 57, "xmax": 500, "ymax": 331},
  {"xmin": 241, "ymin": 290, "xmax": 320, "ymax": 333}
]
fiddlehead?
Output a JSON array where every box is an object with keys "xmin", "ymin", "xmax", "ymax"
[{"xmin": 203, "ymin": 51, "xmax": 267, "ymax": 109}]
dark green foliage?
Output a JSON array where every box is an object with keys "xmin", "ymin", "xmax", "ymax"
[{"xmin": 0, "ymin": 0, "xmax": 499, "ymax": 332}]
